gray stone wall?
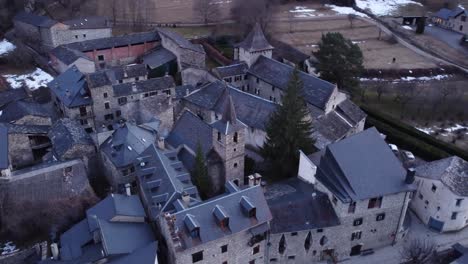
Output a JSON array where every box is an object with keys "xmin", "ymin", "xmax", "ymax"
[
  {"xmin": 159, "ymin": 215, "xmax": 266, "ymax": 264},
  {"xmin": 100, "ymin": 151, "xmax": 136, "ymax": 191},
  {"xmin": 14, "ymin": 115, "xmax": 52, "ymax": 126},
  {"xmin": 51, "ymin": 27, "xmax": 112, "ymax": 47},
  {"xmin": 246, "ymin": 75, "xmax": 283, "ymax": 104},
  {"xmin": 0, "ymin": 159, "xmax": 92, "ymax": 203},
  {"xmin": 160, "ymin": 36, "xmax": 205, "ymax": 70},
  {"xmin": 51, "ymin": 93, "xmax": 95, "ymax": 132},
  {"xmin": 8, "ymin": 133, "xmax": 36, "ymax": 170}
]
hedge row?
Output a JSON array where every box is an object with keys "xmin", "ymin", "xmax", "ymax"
[{"xmin": 361, "ymin": 105, "xmax": 468, "ymax": 161}]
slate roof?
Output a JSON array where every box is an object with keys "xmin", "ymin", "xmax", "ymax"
[
  {"xmin": 142, "ymin": 48, "xmax": 177, "ymax": 69},
  {"xmin": 0, "ymin": 125, "xmax": 8, "ymax": 169},
  {"xmin": 136, "ymin": 145, "xmax": 200, "ymax": 220},
  {"xmin": 0, "ymin": 100, "xmax": 50, "ymax": 123},
  {"xmin": 434, "ymin": 7, "xmax": 465, "ymax": 20},
  {"xmin": 0, "ymin": 89, "xmax": 27, "ymax": 108},
  {"xmin": 210, "ymin": 88, "xmax": 246, "ymax": 135},
  {"xmin": 63, "ymin": 16, "xmax": 110, "ymax": 29},
  {"xmin": 212, "ymin": 62, "xmax": 248, "ymax": 78},
  {"xmin": 175, "ymin": 84, "xmax": 196, "ymax": 99},
  {"xmin": 88, "ymin": 64, "xmax": 148, "ymax": 88},
  {"xmin": 270, "ymin": 38, "xmax": 310, "ymax": 65},
  {"xmin": 111, "ymin": 64, "xmax": 148, "ymax": 81},
  {"xmin": 314, "ymin": 127, "xmax": 415, "ymax": 202},
  {"xmin": 101, "ymin": 122, "xmax": 157, "ymax": 168},
  {"xmin": 157, "ymin": 28, "xmax": 205, "ymax": 53},
  {"xmin": 167, "ymin": 110, "xmax": 213, "ymax": 156},
  {"xmin": 64, "ymin": 31, "xmax": 160, "ymax": 52},
  {"xmin": 235, "ymin": 23, "xmax": 274, "ymax": 52},
  {"xmin": 249, "ymin": 56, "xmax": 335, "ymax": 110},
  {"xmin": 184, "ymin": 81, "xmax": 277, "ymax": 130},
  {"xmin": 169, "ymin": 185, "xmax": 272, "ymax": 250},
  {"xmin": 415, "ymin": 156, "xmax": 468, "ymax": 196},
  {"xmin": 59, "ymin": 194, "xmax": 154, "ymax": 263},
  {"xmin": 47, "ymin": 66, "xmax": 91, "ymax": 108},
  {"xmin": 48, "ymin": 118, "xmax": 94, "ymax": 159},
  {"xmin": 14, "ymin": 11, "xmax": 57, "ymax": 28},
  {"xmin": 50, "ymin": 46, "xmax": 92, "ymax": 65},
  {"xmin": 2, "ymin": 123, "xmax": 50, "ymax": 134},
  {"xmin": 110, "ymin": 241, "xmax": 158, "ymax": 264},
  {"xmin": 112, "ymin": 76, "xmax": 175, "ymax": 97},
  {"xmin": 266, "ymin": 178, "xmax": 340, "ymax": 233}
]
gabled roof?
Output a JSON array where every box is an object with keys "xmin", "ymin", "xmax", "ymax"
[
  {"xmin": 168, "ymin": 185, "xmax": 272, "ymax": 250},
  {"xmin": 236, "ymin": 23, "xmax": 274, "ymax": 52},
  {"xmin": 184, "ymin": 81, "xmax": 277, "ymax": 130},
  {"xmin": 48, "ymin": 118, "xmax": 94, "ymax": 159},
  {"xmin": 112, "ymin": 76, "xmax": 175, "ymax": 97},
  {"xmin": 63, "ymin": 16, "xmax": 110, "ymax": 30},
  {"xmin": 248, "ymin": 56, "xmax": 335, "ymax": 110},
  {"xmin": 47, "ymin": 66, "xmax": 91, "ymax": 108},
  {"xmin": 157, "ymin": 28, "xmax": 205, "ymax": 53},
  {"xmin": 101, "ymin": 122, "xmax": 157, "ymax": 168},
  {"xmin": 87, "ymin": 64, "xmax": 148, "ymax": 88},
  {"xmin": 136, "ymin": 145, "xmax": 199, "ymax": 219},
  {"xmin": 142, "ymin": 48, "xmax": 177, "ymax": 69},
  {"xmin": 14, "ymin": 11, "xmax": 57, "ymax": 28},
  {"xmin": 266, "ymin": 178, "xmax": 340, "ymax": 233},
  {"xmin": 270, "ymin": 38, "xmax": 310, "ymax": 64},
  {"xmin": 50, "ymin": 46, "xmax": 91, "ymax": 65},
  {"xmin": 212, "ymin": 62, "xmax": 248, "ymax": 78},
  {"xmin": 434, "ymin": 7, "xmax": 466, "ymax": 20},
  {"xmin": 0, "ymin": 89, "xmax": 27, "ymax": 108},
  {"xmin": 110, "ymin": 241, "xmax": 158, "ymax": 264},
  {"xmin": 415, "ymin": 156, "xmax": 468, "ymax": 196},
  {"xmin": 0, "ymin": 100, "xmax": 50, "ymax": 123},
  {"xmin": 209, "ymin": 87, "xmax": 246, "ymax": 135},
  {"xmin": 315, "ymin": 127, "xmax": 415, "ymax": 202},
  {"xmin": 167, "ymin": 110, "xmax": 214, "ymax": 156},
  {"xmin": 64, "ymin": 31, "xmax": 160, "ymax": 52}
]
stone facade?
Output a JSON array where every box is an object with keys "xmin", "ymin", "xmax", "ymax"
[
  {"xmin": 50, "ymin": 55, "xmax": 96, "ymax": 74},
  {"xmin": 158, "ymin": 31, "xmax": 206, "ymax": 70},
  {"xmin": 7, "ymin": 131, "xmax": 51, "ymax": 171}
]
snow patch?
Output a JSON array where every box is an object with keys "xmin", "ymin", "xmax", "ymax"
[
  {"xmin": 289, "ymin": 6, "xmax": 322, "ymax": 17},
  {"xmin": 325, "ymin": 5, "xmax": 368, "ymax": 17},
  {"xmin": 0, "ymin": 39, "xmax": 15, "ymax": 56},
  {"xmin": 3, "ymin": 68, "xmax": 53, "ymax": 90},
  {"xmin": 360, "ymin": 74, "xmax": 450, "ymax": 82},
  {"xmin": 356, "ymin": 0, "xmax": 423, "ymax": 16},
  {"xmin": 402, "ymin": 25, "xmax": 412, "ymax": 30},
  {"xmin": 416, "ymin": 124, "xmax": 468, "ymax": 136},
  {"xmin": 1, "ymin": 242, "xmax": 19, "ymax": 256}
]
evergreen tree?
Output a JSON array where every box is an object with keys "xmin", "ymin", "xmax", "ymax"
[
  {"xmin": 261, "ymin": 68, "xmax": 316, "ymax": 180},
  {"xmin": 314, "ymin": 32, "xmax": 364, "ymax": 91},
  {"xmin": 191, "ymin": 142, "xmax": 211, "ymax": 199}
]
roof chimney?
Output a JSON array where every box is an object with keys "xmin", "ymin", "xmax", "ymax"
[
  {"xmin": 181, "ymin": 192, "xmax": 190, "ymax": 206},
  {"xmin": 405, "ymin": 168, "xmax": 415, "ymax": 184},
  {"xmin": 157, "ymin": 137, "xmax": 165, "ymax": 150},
  {"xmin": 132, "ymin": 83, "xmax": 138, "ymax": 92},
  {"xmin": 125, "ymin": 183, "xmax": 131, "ymax": 196}
]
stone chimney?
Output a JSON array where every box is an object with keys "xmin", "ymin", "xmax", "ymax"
[
  {"xmin": 125, "ymin": 183, "xmax": 131, "ymax": 196},
  {"xmin": 405, "ymin": 168, "xmax": 415, "ymax": 184},
  {"xmin": 182, "ymin": 192, "xmax": 190, "ymax": 206},
  {"xmin": 132, "ymin": 83, "xmax": 138, "ymax": 93},
  {"xmin": 157, "ymin": 136, "xmax": 165, "ymax": 150}
]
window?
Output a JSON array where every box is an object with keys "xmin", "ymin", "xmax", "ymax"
[
  {"xmin": 85, "ymin": 127, "xmax": 93, "ymax": 133},
  {"xmin": 270, "ymin": 259, "xmax": 278, "ymax": 262},
  {"xmin": 119, "ymin": 80, "xmax": 123, "ymax": 84},
  {"xmin": 304, "ymin": 231, "xmax": 312, "ymax": 250},
  {"xmin": 118, "ymin": 97, "xmax": 127, "ymax": 105},
  {"xmin": 79, "ymin": 106, "xmax": 87, "ymax": 116},
  {"xmin": 452, "ymin": 212, "xmax": 458, "ymax": 220},
  {"xmin": 419, "ymin": 193, "xmax": 423, "ymax": 200},
  {"xmin": 432, "ymin": 184, "xmax": 437, "ymax": 192},
  {"xmin": 456, "ymin": 199, "xmax": 463, "ymax": 207},
  {"xmin": 135, "ymin": 77, "xmax": 139, "ymax": 81},
  {"xmin": 221, "ymin": 244, "xmax": 228, "ymax": 253},
  {"xmin": 116, "ymin": 110, "xmax": 121, "ymax": 117},
  {"xmin": 425, "ymin": 200, "xmax": 429, "ymax": 205},
  {"xmin": 332, "ymin": 196, "xmax": 338, "ymax": 205},
  {"xmin": 217, "ymin": 132, "xmax": 222, "ymax": 141},
  {"xmin": 272, "ymin": 86, "xmax": 275, "ymax": 91},
  {"xmin": 462, "ymin": 16, "xmax": 466, "ymax": 22},
  {"xmin": 65, "ymin": 167, "xmax": 72, "ymax": 173},
  {"xmin": 234, "ymin": 163, "xmax": 238, "ymax": 168},
  {"xmin": 256, "ymin": 78, "xmax": 259, "ymax": 83},
  {"xmin": 288, "ymin": 256, "xmax": 295, "ymax": 260},
  {"xmin": 319, "ymin": 236, "xmax": 327, "ymax": 246},
  {"xmin": 376, "ymin": 213, "xmax": 386, "ymax": 221},
  {"xmin": 249, "ymin": 260, "xmax": 255, "ymax": 264},
  {"xmin": 233, "ymin": 132, "xmax": 238, "ymax": 143},
  {"xmin": 98, "ymin": 55, "xmax": 104, "ymax": 61},
  {"xmin": 103, "ymin": 92, "xmax": 108, "ymax": 98},
  {"xmin": 253, "ymin": 245, "xmax": 260, "ymax": 254},
  {"xmin": 75, "ymin": 35, "xmax": 78, "ymax": 39},
  {"xmin": 351, "ymin": 231, "xmax": 362, "ymax": 241},
  {"xmin": 348, "ymin": 201, "xmax": 356, "ymax": 213},
  {"xmin": 353, "ymin": 218, "xmax": 363, "ymax": 226},
  {"xmin": 278, "ymin": 235, "xmax": 286, "ymax": 254},
  {"xmin": 317, "ymin": 229, "xmax": 323, "ymax": 233},
  {"xmin": 105, "ymin": 102, "xmax": 110, "ymax": 109},
  {"xmin": 80, "ymin": 119, "xmax": 88, "ymax": 125},
  {"xmin": 291, "ymin": 232, "xmax": 298, "ymax": 236},
  {"xmin": 192, "ymin": 251, "xmax": 203, "ymax": 263},
  {"xmin": 368, "ymin": 197, "xmax": 383, "ymax": 209},
  {"xmin": 104, "ymin": 114, "xmax": 114, "ymax": 120},
  {"xmin": 83, "ymin": 34, "xmax": 86, "ymax": 38}
]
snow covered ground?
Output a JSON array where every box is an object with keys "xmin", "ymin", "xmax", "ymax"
[
  {"xmin": 289, "ymin": 6, "xmax": 322, "ymax": 18},
  {"xmin": 402, "ymin": 25, "xmax": 413, "ymax": 30},
  {"xmin": 3, "ymin": 68, "xmax": 53, "ymax": 90},
  {"xmin": 416, "ymin": 124, "xmax": 468, "ymax": 136},
  {"xmin": 325, "ymin": 5, "xmax": 368, "ymax": 17},
  {"xmin": 0, "ymin": 39, "xmax": 15, "ymax": 56},
  {"xmin": 356, "ymin": 0, "xmax": 423, "ymax": 16},
  {"xmin": 1, "ymin": 242, "xmax": 19, "ymax": 256},
  {"xmin": 361, "ymin": 74, "xmax": 450, "ymax": 82}
]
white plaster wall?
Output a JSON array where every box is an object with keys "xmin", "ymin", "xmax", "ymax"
[{"xmin": 297, "ymin": 150, "xmax": 317, "ymax": 184}]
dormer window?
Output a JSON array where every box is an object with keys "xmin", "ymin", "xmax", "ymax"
[
  {"xmin": 184, "ymin": 214, "xmax": 200, "ymax": 238},
  {"xmin": 213, "ymin": 205, "xmax": 229, "ymax": 229},
  {"xmin": 240, "ymin": 196, "xmax": 256, "ymax": 218}
]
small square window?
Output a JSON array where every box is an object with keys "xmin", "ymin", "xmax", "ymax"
[
  {"xmin": 317, "ymin": 229, "xmax": 323, "ymax": 233},
  {"xmin": 249, "ymin": 260, "xmax": 255, "ymax": 264},
  {"xmin": 105, "ymin": 102, "xmax": 110, "ymax": 109},
  {"xmin": 288, "ymin": 256, "xmax": 295, "ymax": 260},
  {"xmin": 376, "ymin": 213, "xmax": 386, "ymax": 221},
  {"xmin": 419, "ymin": 193, "xmax": 423, "ymax": 200},
  {"xmin": 192, "ymin": 251, "xmax": 203, "ymax": 263},
  {"xmin": 452, "ymin": 212, "xmax": 458, "ymax": 220},
  {"xmin": 221, "ymin": 244, "xmax": 228, "ymax": 253},
  {"xmin": 353, "ymin": 218, "xmax": 363, "ymax": 226},
  {"xmin": 456, "ymin": 199, "xmax": 463, "ymax": 207},
  {"xmin": 104, "ymin": 92, "xmax": 108, "ymax": 98},
  {"xmin": 98, "ymin": 55, "xmax": 104, "ymax": 61},
  {"xmin": 432, "ymin": 184, "xmax": 437, "ymax": 192},
  {"xmin": 291, "ymin": 232, "xmax": 298, "ymax": 236},
  {"xmin": 351, "ymin": 231, "xmax": 362, "ymax": 241}
]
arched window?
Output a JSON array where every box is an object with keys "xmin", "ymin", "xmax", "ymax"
[
  {"xmin": 233, "ymin": 132, "xmax": 238, "ymax": 143},
  {"xmin": 320, "ymin": 235, "xmax": 327, "ymax": 246},
  {"xmin": 304, "ymin": 231, "xmax": 312, "ymax": 251},
  {"xmin": 279, "ymin": 235, "xmax": 286, "ymax": 254}
]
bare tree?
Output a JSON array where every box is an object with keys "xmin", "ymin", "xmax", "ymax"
[
  {"xmin": 400, "ymin": 239, "xmax": 435, "ymax": 264},
  {"xmin": 231, "ymin": 0, "xmax": 273, "ymax": 32},
  {"xmin": 394, "ymin": 82, "xmax": 417, "ymax": 118},
  {"xmin": 348, "ymin": 13, "xmax": 357, "ymax": 28},
  {"xmin": 194, "ymin": 0, "xmax": 220, "ymax": 24}
]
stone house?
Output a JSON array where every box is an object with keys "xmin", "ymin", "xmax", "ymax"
[
  {"xmin": 281, "ymin": 127, "xmax": 416, "ymax": 262},
  {"xmin": 167, "ymin": 92, "xmax": 247, "ymax": 192},
  {"xmin": 100, "ymin": 122, "xmax": 158, "ymax": 192},
  {"xmin": 157, "ymin": 28, "xmax": 206, "ymax": 70},
  {"xmin": 159, "ymin": 184, "xmax": 272, "ymax": 264},
  {"xmin": 40, "ymin": 194, "xmax": 158, "ymax": 264},
  {"xmin": 432, "ymin": 7, "xmax": 468, "ymax": 34},
  {"xmin": 0, "ymin": 100, "xmax": 52, "ymax": 126},
  {"xmin": 13, "ymin": 12, "xmax": 112, "ymax": 50},
  {"xmin": 410, "ymin": 156, "xmax": 468, "ymax": 233},
  {"xmin": 50, "ymin": 31, "xmax": 160, "ymax": 72}
]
